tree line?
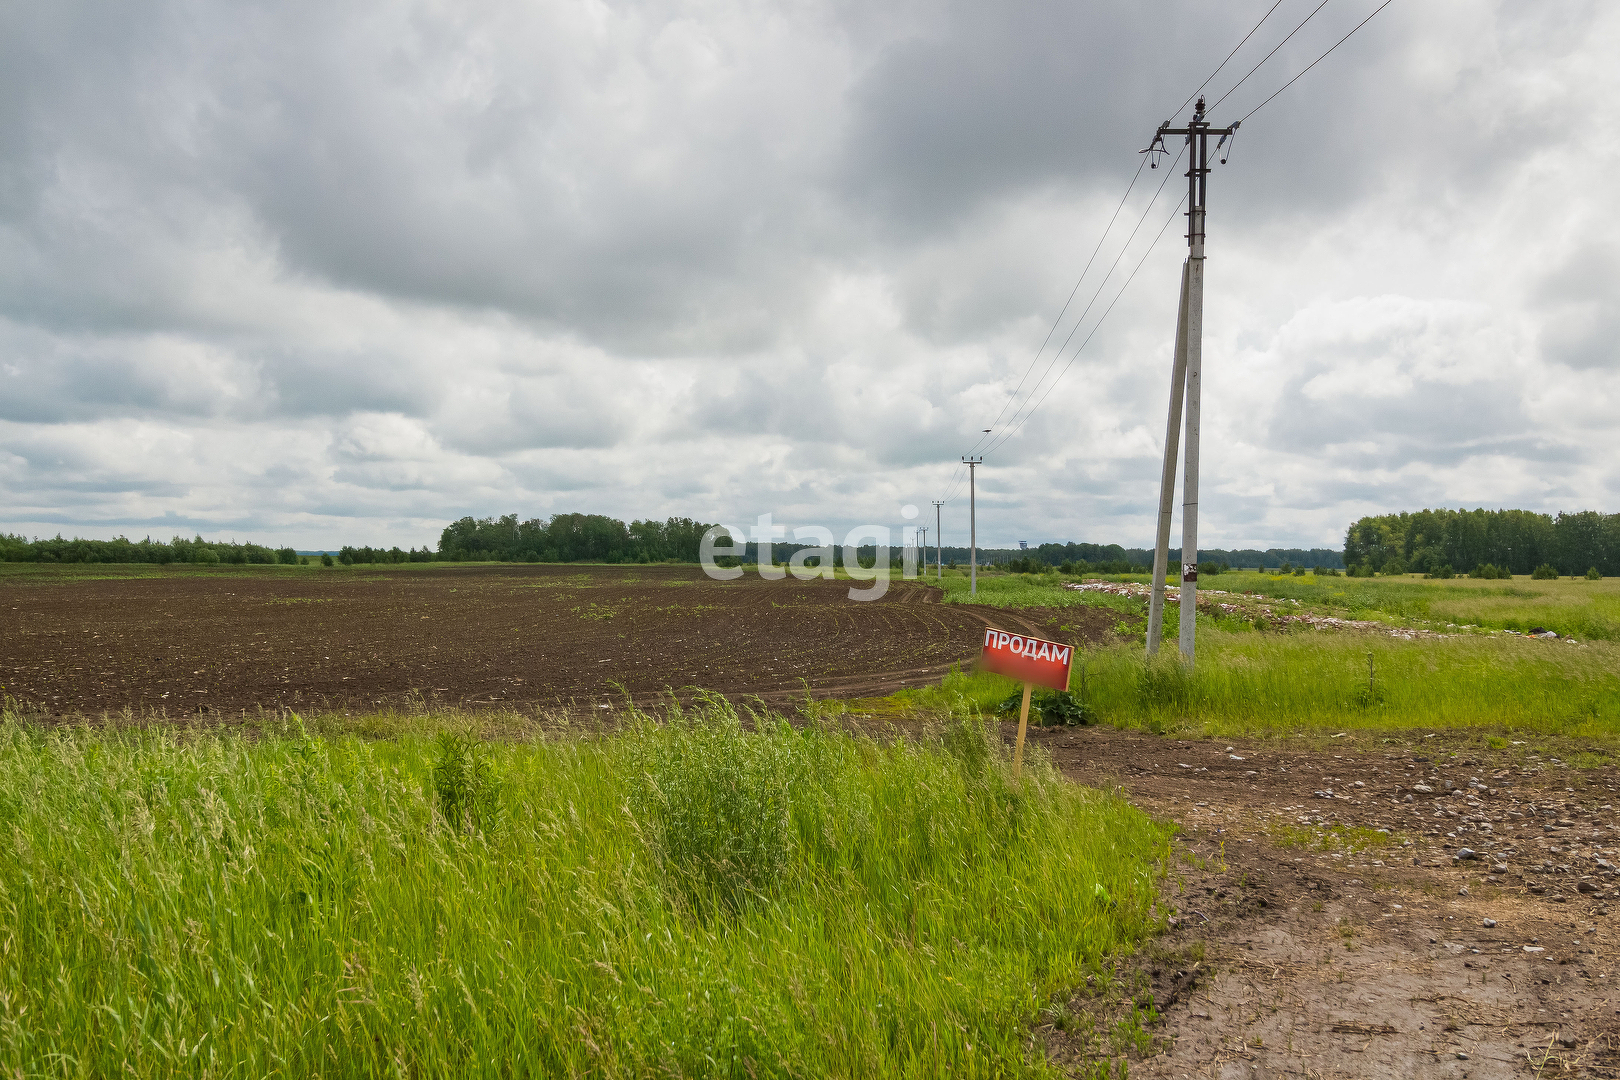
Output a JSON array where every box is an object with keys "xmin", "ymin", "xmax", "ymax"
[
  {"xmin": 1013, "ymin": 542, "xmax": 1343, "ymax": 571},
  {"xmin": 14, "ymin": 507, "xmax": 1610, "ymax": 577},
  {"xmin": 1344, "ymin": 508, "xmax": 1618, "ymax": 577},
  {"xmin": 0, "ymin": 514, "xmax": 720, "ymax": 567},
  {"xmin": 0, "ymin": 534, "xmax": 302, "ymax": 565},
  {"xmin": 436, "ymin": 514, "xmax": 718, "ymax": 564}
]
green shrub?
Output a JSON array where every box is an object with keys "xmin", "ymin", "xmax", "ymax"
[
  {"xmin": 1293, "ymin": 566, "xmax": 1307, "ymax": 576},
  {"xmin": 430, "ymin": 730, "xmax": 502, "ymax": 835},
  {"xmin": 320, "ymin": 552, "xmax": 334, "ymax": 567},
  {"xmin": 625, "ymin": 703, "xmax": 800, "ymax": 913},
  {"xmin": 1533, "ymin": 563, "xmax": 1559, "ymax": 580},
  {"xmin": 275, "ymin": 547, "xmax": 299, "ymax": 565},
  {"xmin": 1311, "ymin": 565, "xmax": 1340, "ymax": 576},
  {"xmin": 995, "ymin": 688, "xmax": 1095, "ymax": 726},
  {"xmin": 1588, "ymin": 567, "xmax": 1603, "ymax": 581},
  {"xmin": 1425, "ymin": 564, "xmax": 1455, "ymax": 580},
  {"xmin": 194, "ymin": 547, "xmax": 220, "ymax": 566},
  {"xmin": 1039, "ymin": 690, "xmax": 1095, "ymax": 725}
]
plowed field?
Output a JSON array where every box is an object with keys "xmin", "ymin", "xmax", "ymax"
[{"xmin": 0, "ymin": 564, "xmax": 1116, "ymax": 718}]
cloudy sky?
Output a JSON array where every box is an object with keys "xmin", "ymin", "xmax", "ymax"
[{"xmin": 0, "ymin": 0, "xmax": 1613, "ymax": 551}]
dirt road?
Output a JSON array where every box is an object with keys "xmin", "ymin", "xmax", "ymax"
[{"xmin": 1025, "ymin": 725, "xmax": 1620, "ymax": 1078}]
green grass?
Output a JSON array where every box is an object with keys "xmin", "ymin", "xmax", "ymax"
[
  {"xmin": 1198, "ymin": 571, "xmax": 1620, "ymax": 641},
  {"xmin": 1262, "ymin": 822, "xmax": 1403, "ymax": 855},
  {"xmin": 931, "ymin": 568, "xmax": 1149, "ymax": 618},
  {"xmin": 925, "ymin": 566, "xmax": 1620, "ymax": 641},
  {"xmin": 0, "ymin": 701, "xmax": 1170, "ymax": 1078},
  {"xmin": 895, "ymin": 631, "xmax": 1620, "ymax": 741},
  {"xmin": 899, "ymin": 568, "xmax": 1620, "ymax": 739}
]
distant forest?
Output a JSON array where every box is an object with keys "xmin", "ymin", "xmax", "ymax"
[
  {"xmin": 929, "ymin": 542, "xmax": 1344, "ymax": 572},
  {"xmin": 0, "ymin": 534, "xmax": 315, "ymax": 566},
  {"xmin": 1344, "ymin": 508, "xmax": 1620, "ymax": 576},
  {"xmin": 436, "ymin": 514, "xmax": 717, "ymax": 564},
  {"xmin": 10, "ymin": 506, "xmax": 1612, "ymax": 574}
]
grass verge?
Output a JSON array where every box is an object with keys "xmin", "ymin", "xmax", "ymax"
[
  {"xmin": 0, "ymin": 699, "xmax": 1170, "ymax": 1078},
  {"xmin": 891, "ymin": 632, "xmax": 1620, "ymax": 742},
  {"xmin": 927, "ymin": 566, "xmax": 1620, "ymax": 641}
]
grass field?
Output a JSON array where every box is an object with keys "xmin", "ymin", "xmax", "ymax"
[
  {"xmin": 917, "ymin": 568, "xmax": 1620, "ymax": 741},
  {"xmin": 0, "ymin": 700, "xmax": 1170, "ymax": 1079},
  {"xmin": 1199, "ymin": 570, "xmax": 1620, "ymax": 641},
  {"xmin": 932, "ymin": 565, "xmax": 1620, "ymax": 639}
]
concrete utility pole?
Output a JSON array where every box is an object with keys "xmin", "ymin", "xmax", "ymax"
[
  {"xmin": 933, "ymin": 500, "xmax": 944, "ymax": 581},
  {"xmin": 962, "ymin": 457, "xmax": 982, "ymax": 596},
  {"xmin": 1147, "ymin": 262, "xmax": 1191, "ymax": 656},
  {"xmin": 1143, "ymin": 97, "xmax": 1237, "ymax": 668}
]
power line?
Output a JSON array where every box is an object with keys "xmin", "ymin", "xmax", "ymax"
[
  {"xmin": 939, "ymin": 2, "xmax": 1301, "ymax": 506},
  {"xmin": 936, "ymin": 156, "xmax": 1157, "ymax": 506},
  {"xmin": 935, "ymin": 0, "xmax": 1392, "ymax": 506},
  {"xmin": 939, "ymin": 146, "xmax": 1184, "ymax": 502},
  {"xmin": 988, "ymin": 0, "xmax": 1395, "ymax": 455},
  {"xmin": 982, "ymin": 190, "xmax": 1190, "ymax": 456},
  {"xmin": 978, "ymin": 142, "xmax": 1187, "ymax": 458},
  {"xmin": 1169, "ymin": 0, "xmax": 1286, "ymax": 122},
  {"xmin": 964, "ymin": 155, "xmax": 1151, "ymax": 463},
  {"xmin": 1209, "ymin": 0, "xmax": 1332, "ymax": 113},
  {"xmin": 1239, "ymin": 0, "xmax": 1395, "ymax": 122}
]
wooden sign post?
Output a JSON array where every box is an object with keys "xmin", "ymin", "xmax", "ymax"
[{"xmin": 977, "ymin": 628, "xmax": 1075, "ymax": 779}]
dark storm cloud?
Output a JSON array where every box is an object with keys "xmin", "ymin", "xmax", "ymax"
[{"xmin": 837, "ymin": 1, "xmax": 1246, "ymax": 231}]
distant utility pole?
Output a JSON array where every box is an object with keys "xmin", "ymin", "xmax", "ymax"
[
  {"xmin": 1143, "ymin": 97, "xmax": 1237, "ymax": 668},
  {"xmin": 933, "ymin": 500, "xmax": 944, "ymax": 582},
  {"xmin": 962, "ymin": 457, "xmax": 982, "ymax": 596},
  {"xmin": 916, "ymin": 527, "xmax": 927, "ymax": 577}
]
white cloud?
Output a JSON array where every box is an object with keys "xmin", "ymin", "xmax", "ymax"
[{"xmin": 0, "ymin": 0, "xmax": 1616, "ymax": 550}]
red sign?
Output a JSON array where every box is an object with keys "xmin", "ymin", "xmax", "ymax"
[{"xmin": 977, "ymin": 628, "xmax": 1073, "ymax": 691}]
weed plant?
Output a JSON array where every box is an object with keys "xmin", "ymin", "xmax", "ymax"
[{"xmin": 0, "ymin": 700, "xmax": 1169, "ymax": 1078}]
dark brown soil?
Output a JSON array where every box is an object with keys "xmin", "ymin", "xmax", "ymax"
[
  {"xmin": 1015, "ymin": 725, "xmax": 1620, "ymax": 1078},
  {"xmin": 0, "ymin": 564, "xmax": 1122, "ymax": 718}
]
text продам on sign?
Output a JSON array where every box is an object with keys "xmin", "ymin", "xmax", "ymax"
[{"xmin": 977, "ymin": 629, "xmax": 1073, "ymax": 691}]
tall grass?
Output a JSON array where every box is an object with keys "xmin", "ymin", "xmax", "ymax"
[
  {"xmin": 898, "ymin": 632, "xmax": 1620, "ymax": 740},
  {"xmin": 0, "ymin": 702, "xmax": 1169, "ymax": 1078}
]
